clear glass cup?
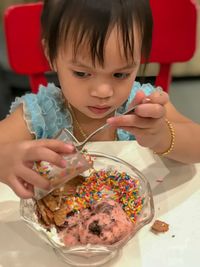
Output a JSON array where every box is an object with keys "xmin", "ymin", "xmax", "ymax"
[{"xmin": 20, "ymin": 151, "xmax": 154, "ymax": 267}]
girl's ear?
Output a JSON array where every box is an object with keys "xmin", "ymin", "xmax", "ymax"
[{"xmin": 41, "ymin": 39, "xmax": 57, "ymax": 72}]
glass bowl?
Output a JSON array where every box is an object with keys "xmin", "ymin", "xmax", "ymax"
[{"xmin": 20, "ymin": 152, "xmax": 154, "ymax": 266}]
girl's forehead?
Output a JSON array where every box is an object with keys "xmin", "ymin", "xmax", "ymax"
[{"xmin": 59, "ymin": 26, "xmax": 141, "ymax": 67}]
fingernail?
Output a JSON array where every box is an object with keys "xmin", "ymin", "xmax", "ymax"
[
  {"xmin": 107, "ymin": 118, "xmax": 114, "ymax": 124},
  {"xmin": 142, "ymin": 97, "xmax": 151, "ymax": 104},
  {"xmin": 23, "ymin": 182, "xmax": 28, "ymax": 188},
  {"xmin": 156, "ymin": 86, "xmax": 163, "ymax": 92},
  {"xmin": 61, "ymin": 159, "xmax": 67, "ymax": 167},
  {"xmin": 64, "ymin": 143, "xmax": 75, "ymax": 151},
  {"xmin": 156, "ymin": 86, "xmax": 164, "ymax": 95}
]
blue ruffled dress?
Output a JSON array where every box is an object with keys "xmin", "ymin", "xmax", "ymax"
[{"xmin": 10, "ymin": 82, "xmax": 156, "ymax": 140}]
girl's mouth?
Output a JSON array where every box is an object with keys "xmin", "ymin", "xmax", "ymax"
[{"xmin": 88, "ymin": 106, "xmax": 111, "ymax": 115}]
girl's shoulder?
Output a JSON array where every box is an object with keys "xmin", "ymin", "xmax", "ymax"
[{"xmin": 10, "ymin": 83, "xmax": 73, "ymax": 139}]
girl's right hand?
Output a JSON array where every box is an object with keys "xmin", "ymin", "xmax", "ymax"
[{"xmin": 0, "ymin": 139, "xmax": 75, "ymax": 199}]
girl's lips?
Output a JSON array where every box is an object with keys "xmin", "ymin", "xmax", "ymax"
[{"xmin": 88, "ymin": 106, "xmax": 111, "ymax": 115}]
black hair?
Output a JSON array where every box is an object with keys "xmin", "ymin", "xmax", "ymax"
[{"xmin": 41, "ymin": 0, "xmax": 153, "ymax": 66}]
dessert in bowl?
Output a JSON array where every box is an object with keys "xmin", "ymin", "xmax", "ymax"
[{"xmin": 20, "ymin": 150, "xmax": 154, "ymax": 266}]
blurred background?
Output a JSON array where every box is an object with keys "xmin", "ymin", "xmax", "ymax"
[{"xmin": 0, "ymin": 0, "xmax": 200, "ymax": 122}]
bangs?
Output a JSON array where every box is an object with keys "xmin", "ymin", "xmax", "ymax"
[{"xmin": 41, "ymin": 0, "xmax": 153, "ymax": 65}]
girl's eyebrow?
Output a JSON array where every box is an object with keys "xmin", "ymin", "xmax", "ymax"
[
  {"xmin": 69, "ymin": 60, "xmax": 92, "ymax": 69},
  {"xmin": 114, "ymin": 63, "xmax": 138, "ymax": 71},
  {"xmin": 69, "ymin": 60, "xmax": 137, "ymax": 71}
]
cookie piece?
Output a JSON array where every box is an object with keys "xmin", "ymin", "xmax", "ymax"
[
  {"xmin": 36, "ymin": 200, "xmax": 54, "ymax": 226},
  {"xmin": 54, "ymin": 207, "xmax": 68, "ymax": 226},
  {"xmin": 42, "ymin": 194, "xmax": 61, "ymax": 212},
  {"xmin": 151, "ymin": 220, "xmax": 169, "ymax": 233}
]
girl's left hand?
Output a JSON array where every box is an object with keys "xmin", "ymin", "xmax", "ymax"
[{"xmin": 107, "ymin": 89, "xmax": 169, "ymax": 149}]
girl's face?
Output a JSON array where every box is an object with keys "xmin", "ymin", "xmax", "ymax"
[{"xmin": 53, "ymin": 27, "xmax": 141, "ymax": 120}]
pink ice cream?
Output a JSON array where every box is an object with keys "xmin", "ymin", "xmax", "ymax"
[{"xmin": 60, "ymin": 200, "xmax": 134, "ymax": 246}]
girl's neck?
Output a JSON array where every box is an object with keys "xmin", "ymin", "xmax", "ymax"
[{"xmin": 68, "ymin": 104, "xmax": 116, "ymax": 142}]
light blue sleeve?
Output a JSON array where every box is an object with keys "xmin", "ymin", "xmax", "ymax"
[
  {"xmin": 116, "ymin": 81, "xmax": 157, "ymax": 141},
  {"xmin": 9, "ymin": 83, "xmax": 73, "ymax": 139}
]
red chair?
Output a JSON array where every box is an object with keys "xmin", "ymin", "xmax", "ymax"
[
  {"xmin": 149, "ymin": 0, "xmax": 198, "ymax": 91},
  {"xmin": 4, "ymin": 0, "xmax": 198, "ymax": 93}
]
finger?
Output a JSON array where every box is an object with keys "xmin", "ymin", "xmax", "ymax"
[
  {"xmin": 22, "ymin": 181, "xmax": 34, "ymax": 192},
  {"xmin": 118, "ymin": 126, "xmax": 158, "ymax": 147},
  {"xmin": 113, "ymin": 115, "xmax": 162, "ymax": 129},
  {"xmin": 33, "ymin": 139, "xmax": 75, "ymax": 153},
  {"xmin": 18, "ymin": 166, "xmax": 50, "ymax": 189},
  {"xmin": 119, "ymin": 126, "xmax": 156, "ymax": 136},
  {"xmin": 133, "ymin": 116, "xmax": 163, "ymax": 129},
  {"xmin": 135, "ymin": 103, "xmax": 166, "ymax": 118},
  {"xmin": 108, "ymin": 114, "xmax": 146, "ymax": 128},
  {"xmin": 144, "ymin": 90, "xmax": 169, "ymax": 106},
  {"xmin": 8, "ymin": 175, "xmax": 34, "ymax": 199},
  {"xmin": 25, "ymin": 146, "xmax": 69, "ymax": 168}
]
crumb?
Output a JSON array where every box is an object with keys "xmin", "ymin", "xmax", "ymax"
[{"xmin": 151, "ymin": 220, "xmax": 169, "ymax": 233}]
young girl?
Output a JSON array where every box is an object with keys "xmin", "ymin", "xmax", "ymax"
[{"xmin": 1, "ymin": 0, "xmax": 200, "ymax": 198}]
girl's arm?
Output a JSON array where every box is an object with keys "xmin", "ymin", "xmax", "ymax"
[
  {"xmin": 153, "ymin": 101, "xmax": 200, "ymax": 163},
  {"xmin": 0, "ymin": 105, "xmax": 75, "ymax": 198},
  {"xmin": 0, "ymin": 105, "xmax": 33, "ymax": 143}
]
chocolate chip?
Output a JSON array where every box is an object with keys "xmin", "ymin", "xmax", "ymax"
[
  {"xmin": 88, "ymin": 220, "xmax": 102, "ymax": 236},
  {"xmin": 66, "ymin": 211, "xmax": 76, "ymax": 217}
]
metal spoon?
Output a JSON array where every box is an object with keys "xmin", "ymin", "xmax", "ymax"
[{"xmin": 63, "ymin": 104, "xmax": 139, "ymax": 150}]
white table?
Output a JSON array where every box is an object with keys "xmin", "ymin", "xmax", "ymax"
[{"xmin": 1, "ymin": 141, "xmax": 200, "ymax": 267}]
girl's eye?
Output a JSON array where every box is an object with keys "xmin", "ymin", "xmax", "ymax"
[
  {"xmin": 113, "ymin": 73, "xmax": 130, "ymax": 79},
  {"xmin": 73, "ymin": 71, "xmax": 91, "ymax": 78}
]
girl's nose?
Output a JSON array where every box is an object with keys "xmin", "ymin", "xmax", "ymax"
[{"xmin": 91, "ymin": 83, "xmax": 114, "ymax": 98}]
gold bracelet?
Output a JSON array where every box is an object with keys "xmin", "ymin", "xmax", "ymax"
[{"xmin": 153, "ymin": 118, "xmax": 175, "ymax": 156}]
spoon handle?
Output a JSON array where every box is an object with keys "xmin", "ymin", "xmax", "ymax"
[
  {"xmin": 121, "ymin": 104, "xmax": 139, "ymax": 115},
  {"xmin": 75, "ymin": 104, "xmax": 139, "ymax": 149}
]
